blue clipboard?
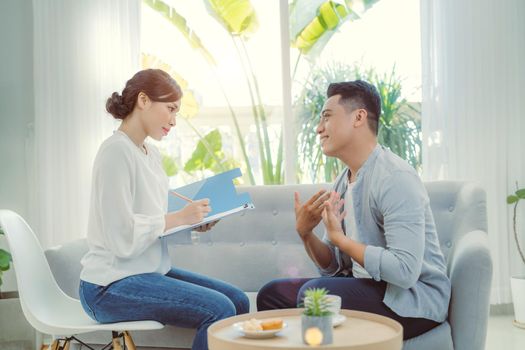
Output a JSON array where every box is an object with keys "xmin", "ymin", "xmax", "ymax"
[{"xmin": 164, "ymin": 168, "xmax": 254, "ymax": 235}]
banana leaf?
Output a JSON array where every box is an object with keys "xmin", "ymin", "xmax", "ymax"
[
  {"xmin": 290, "ymin": 0, "xmax": 379, "ymax": 59},
  {"xmin": 204, "ymin": 0, "xmax": 258, "ymax": 37},
  {"xmin": 143, "ymin": 0, "xmax": 256, "ymax": 184},
  {"xmin": 143, "ymin": 0, "xmax": 216, "ymax": 65},
  {"xmin": 184, "ymin": 129, "xmax": 238, "ymax": 174},
  {"xmin": 142, "ymin": 54, "xmax": 200, "ymax": 119}
]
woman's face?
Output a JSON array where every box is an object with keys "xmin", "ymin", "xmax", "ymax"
[{"xmin": 144, "ymin": 98, "xmax": 181, "ymax": 141}]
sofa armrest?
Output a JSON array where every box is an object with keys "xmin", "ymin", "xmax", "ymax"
[{"xmin": 447, "ymin": 230, "xmax": 492, "ymax": 350}]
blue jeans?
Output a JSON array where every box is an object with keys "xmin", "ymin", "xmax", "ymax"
[
  {"xmin": 257, "ymin": 277, "xmax": 440, "ymax": 340},
  {"xmin": 79, "ymin": 268, "xmax": 249, "ymax": 350}
]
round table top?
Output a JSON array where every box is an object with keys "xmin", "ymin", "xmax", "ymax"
[{"xmin": 208, "ymin": 308, "xmax": 403, "ymax": 350}]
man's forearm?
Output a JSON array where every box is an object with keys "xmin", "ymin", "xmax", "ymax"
[
  {"xmin": 301, "ymin": 232, "xmax": 334, "ymax": 269},
  {"xmin": 336, "ymin": 236, "xmax": 366, "ymax": 267}
]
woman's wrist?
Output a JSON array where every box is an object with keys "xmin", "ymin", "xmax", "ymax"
[{"xmin": 165, "ymin": 212, "xmax": 182, "ymax": 231}]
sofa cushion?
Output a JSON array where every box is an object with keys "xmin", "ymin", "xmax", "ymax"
[{"xmin": 403, "ymin": 321, "xmax": 453, "ymax": 350}]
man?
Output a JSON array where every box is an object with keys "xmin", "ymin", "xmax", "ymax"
[{"xmin": 257, "ymin": 80, "xmax": 451, "ymax": 340}]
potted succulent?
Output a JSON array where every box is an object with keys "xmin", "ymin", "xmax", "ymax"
[
  {"xmin": 301, "ymin": 288, "xmax": 333, "ymax": 345},
  {"xmin": 506, "ymin": 184, "xmax": 525, "ymax": 326}
]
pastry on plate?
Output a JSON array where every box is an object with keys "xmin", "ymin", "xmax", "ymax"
[
  {"xmin": 243, "ymin": 318, "xmax": 263, "ymax": 332},
  {"xmin": 261, "ymin": 318, "xmax": 283, "ymax": 330}
]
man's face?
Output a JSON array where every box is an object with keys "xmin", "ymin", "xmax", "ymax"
[{"xmin": 317, "ymin": 95, "xmax": 358, "ymax": 158}]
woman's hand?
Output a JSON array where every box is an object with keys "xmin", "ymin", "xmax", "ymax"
[
  {"xmin": 179, "ymin": 199, "xmax": 212, "ymax": 225},
  {"xmin": 165, "ymin": 199, "xmax": 212, "ymax": 232},
  {"xmin": 321, "ymin": 191, "xmax": 346, "ymax": 246},
  {"xmin": 193, "ymin": 220, "xmax": 220, "ymax": 233}
]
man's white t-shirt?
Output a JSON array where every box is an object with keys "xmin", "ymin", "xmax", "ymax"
[{"xmin": 345, "ymin": 181, "xmax": 372, "ymax": 279}]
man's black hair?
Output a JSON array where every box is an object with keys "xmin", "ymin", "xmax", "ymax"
[{"xmin": 327, "ymin": 80, "xmax": 382, "ymax": 135}]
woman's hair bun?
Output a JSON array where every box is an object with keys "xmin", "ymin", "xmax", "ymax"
[
  {"xmin": 106, "ymin": 69, "xmax": 182, "ymax": 120},
  {"xmin": 106, "ymin": 92, "xmax": 130, "ymax": 120}
]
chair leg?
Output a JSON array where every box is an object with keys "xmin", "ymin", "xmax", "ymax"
[
  {"xmin": 112, "ymin": 331, "xmax": 123, "ymax": 350},
  {"xmin": 47, "ymin": 332, "xmax": 138, "ymax": 350},
  {"xmin": 123, "ymin": 331, "xmax": 136, "ymax": 350},
  {"xmin": 48, "ymin": 340, "xmax": 59, "ymax": 350},
  {"xmin": 42, "ymin": 336, "xmax": 95, "ymax": 350}
]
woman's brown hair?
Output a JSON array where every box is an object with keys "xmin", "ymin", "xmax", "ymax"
[{"xmin": 106, "ymin": 69, "xmax": 183, "ymax": 120}]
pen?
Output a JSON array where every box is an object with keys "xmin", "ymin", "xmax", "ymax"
[{"xmin": 169, "ymin": 191, "xmax": 193, "ymax": 203}]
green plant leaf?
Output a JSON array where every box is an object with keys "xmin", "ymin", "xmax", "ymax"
[
  {"xmin": 291, "ymin": 1, "xmax": 351, "ymax": 55},
  {"xmin": 507, "ymin": 195, "xmax": 519, "ymax": 204},
  {"xmin": 290, "ymin": 0, "xmax": 379, "ymax": 57},
  {"xmin": 204, "ymin": 0, "xmax": 259, "ymax": 36},
  {"xmin": 162, "ymin": 154, "xmax": 179, "ymax": 177},
  {"xmin": 303, "ymin": 288, "xmax": 331, "ymax": 316},
  {"xmin": 0, "ymin": 249, "xmax": 11, "ymax": 271},
  {"xmin": 184, "ymin": 129, "xmax": 230, "ymax": 173},
  {"xmin": 516, "ymin": 189, "xmax": 525, "ymax": 199},
  {"xmin": 143, "ymin": 0, "xmax": 216, "ymax": 65}
]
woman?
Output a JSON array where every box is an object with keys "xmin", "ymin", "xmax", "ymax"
[{"xmin": 79, "ymin": 69, "xmax": 249, "ymax": 350}]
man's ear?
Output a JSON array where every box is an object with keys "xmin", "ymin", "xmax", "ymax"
[{"xmin": 354, "ymin": 109, "xmax": 368, "ymax": 127}]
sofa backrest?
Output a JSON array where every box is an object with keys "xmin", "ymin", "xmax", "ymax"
[
  {"xmin": 166, "ymin": 184, "xmax": 330, "ymax": 292},
  {"xmin": 45, "ymin": 181, "xmax": 487, "ymax": 298},
  {"xmin": 424, "ymin": 181, "xmax": 487, "ymax": 262}
]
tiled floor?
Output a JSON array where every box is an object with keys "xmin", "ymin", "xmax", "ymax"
[{"xmin": 486, "ymin": 314, "xmax": 525, "ymax": 349}]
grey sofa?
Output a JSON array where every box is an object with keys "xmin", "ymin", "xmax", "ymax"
[{"xmin": 45, "ymin": 182, "xmax": 492, "ymax": 350}]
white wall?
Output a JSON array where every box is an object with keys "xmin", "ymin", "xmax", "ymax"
[{"xmin": 0, "ymin": 0, "xmax": 34, "ymax": 292}]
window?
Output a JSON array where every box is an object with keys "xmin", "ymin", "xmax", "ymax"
[{"xmin": 141, "ymin": 0, "xmax": 422, "ymax": 186}]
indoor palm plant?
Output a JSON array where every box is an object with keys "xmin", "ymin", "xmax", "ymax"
[
  {"xmin": 296, "ymin": 63, "xmax": 421, "ymax": 183},
  {"xmin": 506, "ymin": 184, "xmax": 525, "ymax": 326},
  {"xmin": 301, "ymin": 288, "xmax": 333, "ymax": 345}
]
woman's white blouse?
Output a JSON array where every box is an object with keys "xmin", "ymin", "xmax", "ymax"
[{"xmin": 80, "ymin": 131, "xmax": 171, "ymax": 286}]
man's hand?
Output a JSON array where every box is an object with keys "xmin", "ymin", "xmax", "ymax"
[
  {"xmin": 322, "ymin": 191, "xmax": 346, "ymax": 246},
  {"xmin": 294, "ymin": 189, "xmax": 330, "ymax": 239}
]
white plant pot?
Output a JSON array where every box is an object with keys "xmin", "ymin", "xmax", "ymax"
[
  {"xmin": 301, "ymin": 315, "xmax": 333, "ymax": 345},
  {"xmin": 511, "ymin": 275, "xmax": 525, "ymax": 325}
]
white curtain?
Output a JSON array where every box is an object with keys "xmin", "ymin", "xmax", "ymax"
[
  {"xmin": 31, "ymin": 0, "xmax": 141, "ymax": 248},
  {"xmin": 421, "ymin": 0, "xmax": 525, "ymax": 304}
]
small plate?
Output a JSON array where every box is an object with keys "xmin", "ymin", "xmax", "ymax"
[
  {"xmin": 233, "ymin": 322, "xmax": 287, "ymax": 339},
  {"xmin": 332, "ymin": 314, "xmax": 347, "ymax": 327}
]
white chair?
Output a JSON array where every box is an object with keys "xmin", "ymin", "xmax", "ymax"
[{"xmin": 0, "ymin": 210, "xmax": 164, "ymax": 350}]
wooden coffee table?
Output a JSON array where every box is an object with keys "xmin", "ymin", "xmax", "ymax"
[{"xmin": 208, "ymin": 308, "xmax": 403, "ymax": 350}]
